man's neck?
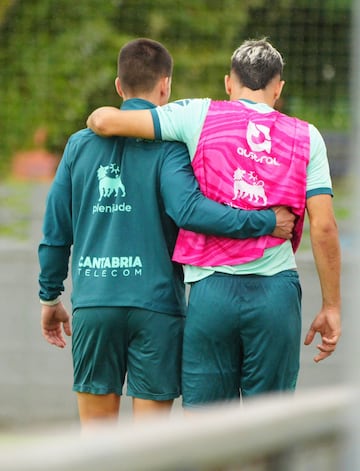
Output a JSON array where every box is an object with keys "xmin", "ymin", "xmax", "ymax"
[{"xmin": 231, "ymin": 89, "xmax": 273, "ymax": 107}]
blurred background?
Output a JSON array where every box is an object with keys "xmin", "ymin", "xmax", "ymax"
[
  {"xmin": 0, "ymin": 0, "xmax": 352, "ymax": 434},
  {"xmin": 0, "ymin": 0, "xmax": 350, "ymax": 176}
]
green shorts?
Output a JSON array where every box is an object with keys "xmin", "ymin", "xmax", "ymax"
[
  {"xmin": 182, "ymin": 270, "xmax": 301, "ymax": 408},
  {"xmin": 72, "ymin": 307, "xmax": 184, "ymax": 400}
]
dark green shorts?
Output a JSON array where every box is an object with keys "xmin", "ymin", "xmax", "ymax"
[
  {"xmin": 72, "ymin": 307, "xmax": 184, "ymax": 400},
  {"xmin": 182, "ymin": 270, "xmax": 302, "ymax": 408}
]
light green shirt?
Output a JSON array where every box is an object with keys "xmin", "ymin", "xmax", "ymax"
[{"xmin": 152, "ymin": 98, "xmax": 332, "ymax": 282}]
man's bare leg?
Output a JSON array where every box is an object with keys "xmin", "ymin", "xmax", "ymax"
[
  {"xmin": 77, "ymin": 392, "xmax": 120, "ymax": 429},
  {"xmin": 132, "ymin": 398, "xmax": 173, "ymax": 420}
]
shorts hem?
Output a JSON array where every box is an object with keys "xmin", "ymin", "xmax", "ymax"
[
  {"xmin": 182, "ymin": 402, "xmax": 207, "ymax": 409},
  {"xmin": 126, "ymin": 390, "xmax": 180, "ymax": 401},
  {"xmin": 73, "ymin": 385, "xmax": 122, "ymax": 396}
]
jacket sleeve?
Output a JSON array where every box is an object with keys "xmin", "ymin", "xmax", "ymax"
[
  {"xmin": 160, "ymin": 144, "xmax": 276, "ymax": 239},
  {"xmin": 38, "ymin": 146, "xmax": 73, "ymax": 301}
]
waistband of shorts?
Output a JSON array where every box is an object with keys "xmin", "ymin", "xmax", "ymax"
[{"xmin": 209, "ymin": 269, "xmax": 298, "ymax": 280}]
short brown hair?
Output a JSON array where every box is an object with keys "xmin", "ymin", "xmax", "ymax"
[{"xmin": 118, "ymin": 38, "xmax": 173, "ymax": 95}]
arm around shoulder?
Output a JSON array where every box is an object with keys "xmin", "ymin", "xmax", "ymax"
[{"xmin": 87, "ymin": 106, "xmax": 155, "ymax": 139}]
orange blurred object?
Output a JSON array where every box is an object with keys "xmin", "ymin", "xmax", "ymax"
[
  {"xmin": 11, "ymin": 149, "xmax": 59, "ymax": 182},
  {"xmin": 11, "ymin": 127, "xmax": 59, "ymax": 182}
]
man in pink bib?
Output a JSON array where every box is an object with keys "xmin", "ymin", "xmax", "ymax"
[{"xmin": 87, "ymin": 38, "xmax": 341, "ymax": 409}]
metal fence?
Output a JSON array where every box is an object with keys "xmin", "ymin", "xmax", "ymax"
[{"xmin": 0, "ymin": 387, "xmax": 351, "ymax": 471}]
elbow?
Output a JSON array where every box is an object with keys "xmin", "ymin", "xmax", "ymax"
[
  {"xmin": 316, "ymin": 217, "xmax": 338, "ymax": 233},
  {"xmin": 175, "ymin": 214, "xmax": 191, "ymax": 230},
  {"xmin": 310, "ymin": 218, "xmax": 339, "ymax": 241},
  {"xmin": 87, "ymin": 108, "xmax": 112, "ymax": 136},
  {"xmin": 173, "ymin": 207, "xmax": 200, "ymax": 232}
]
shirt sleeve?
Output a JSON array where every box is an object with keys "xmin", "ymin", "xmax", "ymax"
[
  {"xmin": 306, "ymin": 124, "xmax": 333, "ymax": 198},
  {"xmin": 150, "ymin": 98, "xmax": 211, "ymax": 160},
  {"xmin": 38, "ymin": 143, "xmax": 73, "ymax": 301},
  {"xmin": 159, "ymin": 143, "xmax": 276, "ymax": 239}
]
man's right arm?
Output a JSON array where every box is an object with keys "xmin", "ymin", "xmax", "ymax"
[
  {"xmin": 271, "ymin": 206, "xmax": 297, "ymax": 239},
  {"xmin": 160, "ymin": 143, "xmax": 295, "ymax": 239}
]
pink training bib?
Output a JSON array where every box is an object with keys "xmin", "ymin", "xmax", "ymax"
[{"xmin": 173, "ymin": 100, "xmax": 310, "ymax": 266}]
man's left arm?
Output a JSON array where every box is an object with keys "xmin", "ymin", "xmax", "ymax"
[
  {"xmin": 38, "ymin": 156, "xmax": 73, "ymax": 303},
  {"xmin": 87, "ymin": 107, "xmax": 154, "ymax": 138},
  {"xmin": 38, "ymin": 147, "xmax": 73, "ymax": 348},
  {"xmin": 303, "ymin": 194, "xmax": 341, "ymax": 362},
  {"xmin": 41, "ymin": 302, "xmax": 71, "ymax": 348}
]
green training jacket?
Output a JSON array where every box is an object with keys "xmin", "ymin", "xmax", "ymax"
[{"xmin": 38, "ymin": 99, "xmax": 275, "ymax": 315}]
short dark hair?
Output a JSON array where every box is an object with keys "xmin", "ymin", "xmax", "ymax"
[
  {"xmin": 118, "ymin": 38, "xmax": 173, "ymax": 95},
  {"xmin": 231, "ymin": 38, "xmax": 284, "ymax": 90}
]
